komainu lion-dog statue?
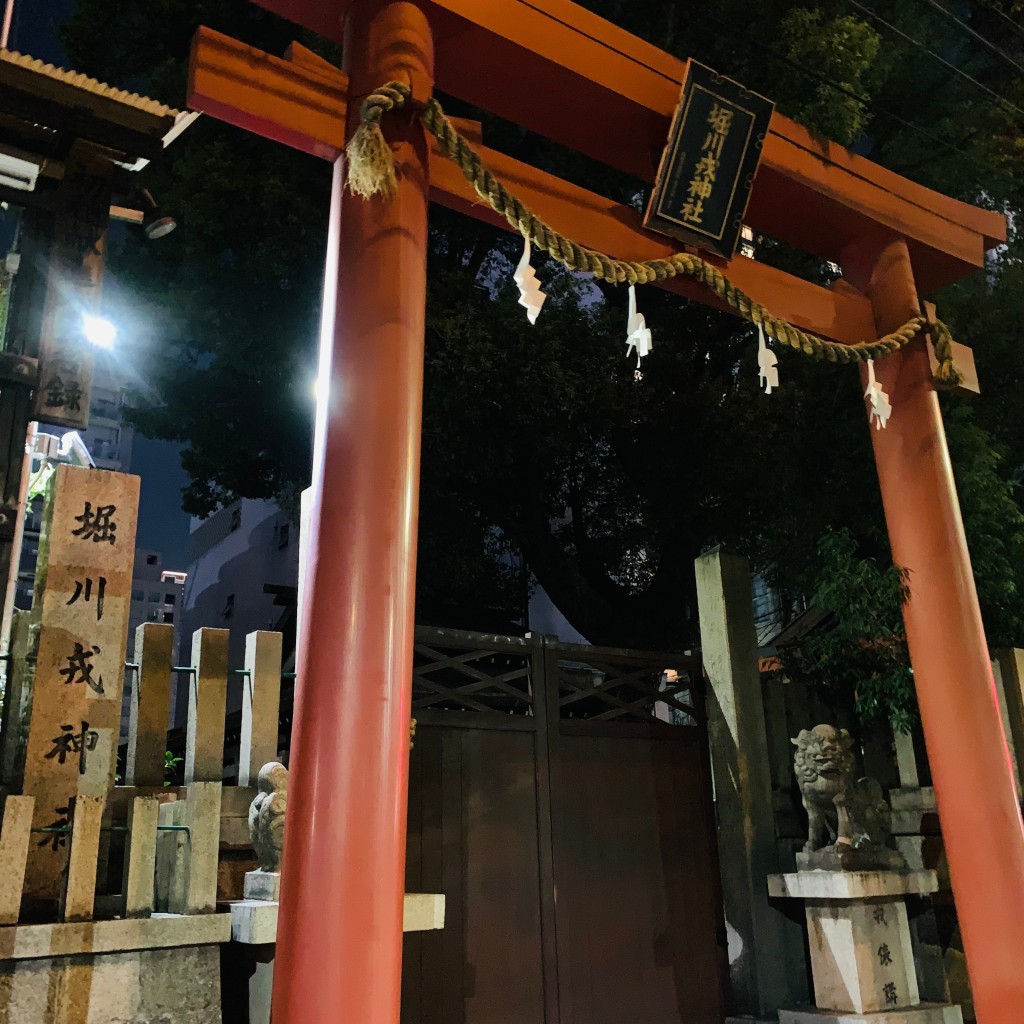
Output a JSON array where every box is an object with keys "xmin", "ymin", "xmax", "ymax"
[
  {"xmin": 792, "ymin": 724, "xmax": 905, "ymax": 871},
  {"xmin": 248, "ymin": 761, "xmax": 288, "ymax": 873}
]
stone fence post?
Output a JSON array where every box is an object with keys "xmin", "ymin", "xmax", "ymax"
[{"xmin": 695, "ymin": 546, "xmax": 808, "ymax": 1019}]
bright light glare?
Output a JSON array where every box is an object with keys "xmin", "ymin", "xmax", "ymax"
[
  {"xmin": 312, "ymin": 376, "xmax": 331, "ymax": 403},
  {"xmin": 82, "ymin": 314, "xmax": 116, "ymax": 349}
]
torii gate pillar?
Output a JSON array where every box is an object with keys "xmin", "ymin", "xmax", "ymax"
[
  {"xmin": 846, "ymin": 237, "xmax": 1024, "ymax": 1024},
  {"xmin": 272, "ymin": 3, "xmax": 432, "ymax": 1024}
]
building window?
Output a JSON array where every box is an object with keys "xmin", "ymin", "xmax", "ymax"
[
  {"xmin": 277, "ymin": 522, "xmax": 290, "ymax": 549},
  {"xmin": 223, "ymin": 594, "xmax": 235, "ymax": 619},
  {"xmin": 131, "ymin": 589, "xmax": 143, "ymax": 602},
  {"xmin": 90, "ymin": 399, "xmax": 117, "ymax": 419},
  {"xmin": 147, "ymin": 610, "xmax": 159, "ymax": 622},
  {"xmin": 164, "ymin": 592, "xmax": 177, "ymax": 604},
  {"xmin": 146, "ymin": 554, "xmax": 158, "ymax": 566},
  {"xmin": 162, "ymin": 611, "xmax": 174, "ymax": 624},
  {"xmin": 229, "ymin": 507, "xmax": 241, "ymax": 532},
  {"xmin": 148, "ymin": 592, "xmax": 161, "ymax": 603}
]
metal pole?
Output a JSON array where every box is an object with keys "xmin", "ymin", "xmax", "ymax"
[
  {"xmin": 1, "ymin": 0, "xmax": 14, "ymax": 51},
  {"xmin": 271, "ymin": 3, "xmax": 433, "ymax": 1023},
  {"xmin": 0, "ymin": 419, "xmax": 33, "ymax": 654},
  {"xmin": 844, "ymin": 236, "xmax": 1024, "ymax": 1024}
]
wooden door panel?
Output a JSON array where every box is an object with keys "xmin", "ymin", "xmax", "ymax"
[
  {"xmin": 550, "ymin": 734, "xmax": 726, "ymax": 1024},
  {"xmin": 404, "ymin": 724, "xmax": 547, "ymax": 1024},
  {"xmin": 402, "ymin": 630, "xmax": 725, "ymax": 1024}
]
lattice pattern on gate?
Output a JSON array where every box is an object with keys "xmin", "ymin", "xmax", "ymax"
[
  {"xmin": 412, "ymin": 637, "xmax": 534, "ymax": 715},
  {"xmin": 556, "ymin": 657, "xmax": 697, "ymax": 725}
]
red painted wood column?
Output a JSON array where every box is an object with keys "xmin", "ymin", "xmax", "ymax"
[
  {"xmin": 845, "ymin": 237, "xmax": 1024, "ymax": 1023},
  {"xmin": 272, "ymin": 4, "xmax": 433, "ymax": 1023}
]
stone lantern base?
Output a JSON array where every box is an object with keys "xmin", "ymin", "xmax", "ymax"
[
  {"xmin": 780, "ymin": 1005, "xmax": 962, "ymax": 1024},
  {"xmin": 768, "ymin": 869, "xmax": 963, "ymax": 1024}
]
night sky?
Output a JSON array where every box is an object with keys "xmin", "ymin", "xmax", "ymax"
[
  {"xmin": 9, "ymin": 0, "xmax": 72, "ymax": 65},
  {"xmin": 12, "ymin": 0, "xmax": 193, "ymax": 569}
]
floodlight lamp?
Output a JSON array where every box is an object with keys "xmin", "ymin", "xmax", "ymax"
[
  {"xmin": 82, "ymin": 314, "xmax": 116, "ymax": 349},
  {"xmin": 140, "ymin": 189, "xmax": 176, "ymax": 240},
  {"xmin": 57, "ymin": 432, "xmax": 96, "ymax": 469}
]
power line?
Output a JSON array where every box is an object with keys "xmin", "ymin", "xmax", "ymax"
[
  {"xmin": 844, "ymin": 0, "xmax": 1024, "ymax": 122},
  {"xmin": 974, "ymin": 1, "xmax": 1024, "ymax": 48},
  {"xmin": 703, "ymin": 10, "xmax": 976, "ymax": 158},
  {"xmin": 911, "ymin": 0, "xmax": 1024, "ymax": 79}
]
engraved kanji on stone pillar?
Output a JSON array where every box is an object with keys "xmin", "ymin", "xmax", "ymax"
[
  {"xmin": 32, "ymin": 146, "xmax": 112, "ymax": 431},
  {"xmin": 20, "ymin": 464, "xmax": 139, "ymax": 901}
]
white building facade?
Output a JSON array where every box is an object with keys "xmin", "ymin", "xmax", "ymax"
[
  {"xmin": 122, "ymin": 548, "xmax": 185, "ymax": 739},
  {"xmin": 176, "ymin": 498, "xmax": 298, "ymax": 727}
]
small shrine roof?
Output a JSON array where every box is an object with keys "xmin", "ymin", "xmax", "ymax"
[{"xmin": 0, "ymin": 49, "xmax": 182, "ymax": 122}]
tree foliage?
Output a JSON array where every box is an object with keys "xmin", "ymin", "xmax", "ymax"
[
  {"xmin": 57, "ymin": 0, "xmax": 1024, "ymax": 715},
  {"xmin": 780, "ymin": 9, "xmax": 887, "ymax": 143},
  {"xmin": 780, "ymin": 530, "xmax": 914, "ymax": 732}
]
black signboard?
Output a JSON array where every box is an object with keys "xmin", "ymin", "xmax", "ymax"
[{"xmin": 644, "ymin": 62, "xmax": 774, "ymax": 260}]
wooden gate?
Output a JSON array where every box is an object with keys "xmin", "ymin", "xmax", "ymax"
[{"xmin": 402, "ymin": 627, "xmax": 728, "ymax": 1024}]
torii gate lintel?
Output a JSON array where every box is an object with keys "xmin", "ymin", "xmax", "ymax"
[
  {"xmin": 190, "ymin": 24, "xmax": 877, "ymax": 344},
  {"xmin": 253, "ymin": 0, "xmax": 1004, "ymax": 289}
]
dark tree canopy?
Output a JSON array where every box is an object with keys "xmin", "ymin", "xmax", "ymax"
[{"xmin": 57, "ymin": 0, "xmax": 1024, "ymax": 689}]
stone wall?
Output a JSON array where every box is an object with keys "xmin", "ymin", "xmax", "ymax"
[{"xmin": 0, "ymin": 945, "xmax": 221, "ymax": 1024}]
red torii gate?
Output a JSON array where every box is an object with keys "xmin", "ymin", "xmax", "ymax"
[{"xmin": 187, "ymin": 2, "xmax": 1022, "ymax": 1022}]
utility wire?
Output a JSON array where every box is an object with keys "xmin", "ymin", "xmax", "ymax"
[
  {"xmin": 844, "ymin": 0, "xmax": 1024, "ymax": 121},
  {"xmin": 911, "ymin": 0, "xmax": 1024, "ymax": 79},
  {"xmin": 703, "ymin": 10, "xmax": 976, "ymax": 158},
  {"xmin": 973, "ymin": 0, "xmax": 1024, "ymax": 48}
]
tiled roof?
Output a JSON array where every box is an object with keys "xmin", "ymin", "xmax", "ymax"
[{"xmin": 0, "ymin": 48, "xmax": 181, "ymax": 120}]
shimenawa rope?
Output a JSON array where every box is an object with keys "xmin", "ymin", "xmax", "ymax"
[{"xmin": 345, "ymin": 81, "xmax": 962, "ymax": 387}]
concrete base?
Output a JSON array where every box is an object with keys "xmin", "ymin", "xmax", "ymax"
[
  {"xmin": 226, "ymin": 893, "xmax": 446, "ymax": 1024},
  {"xmin": 768, "ymin": 871, "xmax": 941, "ymax": 1015},
  {"xmin": 797, "ymin": 845, "xmax": 907, "ymax": 873},
  {"xmin": 0, "ymin": 943, "xmax": 221, "ymax": 1023},
  {"xmin": 243, "ymin": 870, "xmax": 280, "ymax": 901},
  {"xmin": 228, "ymin": 892, "xmax": 445, "ymax": 944},
  {"xmin": 0, "ymin": 913, "xmax": 230, "ymax": 960},
  {"xmin": 768, "ymin": 870, "xmax": 938, "ymax": 901},
  {"xmin": 780, "ymin": 1004, "xmax": 963, "ymax": 1024}
]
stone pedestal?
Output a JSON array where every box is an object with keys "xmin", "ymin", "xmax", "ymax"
[
  {"xmin": 780, "ymin": 1006, "xmax": 963, "ymax": 1024},
  {"xmin": 0, "ymin": 914, "xmax": 229, "ymax": 1023},
  {"xmin": 225, "ymin": 893, "xmax": 445, "ymax": 1024},
  {"xmin": 243, "ymin": 869, "xmax": 280, "ymax": 901},
  {"xmin": 768, "ymin": 870, "xmax": 963, "ymax": 1024}
]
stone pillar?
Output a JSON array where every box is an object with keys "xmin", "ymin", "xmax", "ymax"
[
  {"xmin": 769, "ymin": 869, "xmax": 964, "ymax": 1024},
  {"xmin": 183, "ymin": 781, "xmax": 222, "ymax": 915},
  {"xmin": 20, "ymin": 465, "xmax": 138, "ymax": 903},
  {"xmin": 60, "ymin": 794, "xmax": 105, "ymax": 921},
  {"xmin": 122, "ymin": 796, "xmax": 160, "ymax": 918},
  {"xmin": 32, "ymin": 145, "xmax": 112, "ymax": 432},
  {"xmin": 992, "ymin": 649, "xmax": 1024, "ymax": 795},
  {"xmin": 126, "ymin": 622, "xmax": 174, "ymax": 787},
  {"xmin": 238, "ymin": 631, "xmax": 283, "ymax": 787},
  {"xmin": 184, "ymin": 627, "xmax": 229, "ymax": 785},
  {"xmin": 695, "ymin": 546, "xmax": 808, "ymax": 1016},
  {"xmin": 0, "ymin": 611, "xmax": 31, "ymax": 790},
  {"xmin": 0, "ymin": 796, "xmax": 33, "ymax": 923},
  {"xmin": 893, "ymin": 730, "xmax": 920, "ymax": 789}
]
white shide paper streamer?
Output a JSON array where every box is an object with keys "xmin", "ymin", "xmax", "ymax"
[
  {"xmin": 626, "ymin": 284, "xmax": 653, "ymax": 367},
  {"xmin": 513, "ymin": 238, "xmax": 546, "ymax": 324}
]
